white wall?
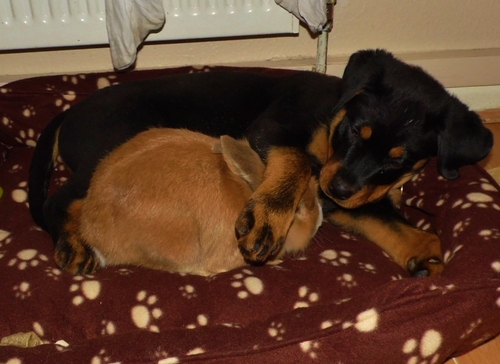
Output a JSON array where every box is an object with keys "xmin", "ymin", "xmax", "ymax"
[{"xmin": 331, "ymin": 0, "xmax": 500, "ymax": 53}]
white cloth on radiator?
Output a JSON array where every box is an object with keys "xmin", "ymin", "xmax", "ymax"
[
  {"xmin": 104, "ymin": 0, "xmax": 165, "ymax": 70},
  {"xmin": 275, "ymin": 0, "xmax": 327, "ymax": 33}
]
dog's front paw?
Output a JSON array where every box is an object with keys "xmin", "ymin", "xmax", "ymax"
[
  {"xmin": 405, "ymin": 233, "xmax": 444, "ymax": 277},
  {"xmin": 235, "ymin": 199, "xmax": 292, "ymax": 264},
  {"xmin": 407, "ymin": 256, "xmax": 443, "ymax": 278},
  {"xmin": 55, "ymin": 236, "xmax": 100, "ymax": 275}
]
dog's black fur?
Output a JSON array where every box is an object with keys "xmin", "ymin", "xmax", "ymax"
[{"xmin": 29, "ymin": 49, "xmax": 493, "ymax": 276}]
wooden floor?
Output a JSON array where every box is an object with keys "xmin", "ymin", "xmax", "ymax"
[
  {"xmin": 444, "ymin": 109, "xmax": 500, "ymax": 364},
  {"xmin": 446, "ymin": 337, "xmax": 500, "ymax": 364}
]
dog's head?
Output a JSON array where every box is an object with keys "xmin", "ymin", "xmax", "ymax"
[{"xmin": 319, "ymin": 49, "xmax": 493, "ymax": 209}]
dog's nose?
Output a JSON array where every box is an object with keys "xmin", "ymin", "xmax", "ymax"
[{"xmin": 329, "ymin": 177, "xmax": 355, "ymax": 201}]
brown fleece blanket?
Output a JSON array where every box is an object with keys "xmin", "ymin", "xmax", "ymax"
[{"xmin": 0, "ymin": 67, "xmax": 499, "ymax": 363}]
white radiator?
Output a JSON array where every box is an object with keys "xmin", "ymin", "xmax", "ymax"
[{"xmin": 0, "ymin": 0, "xmax": 299, "ymax": 51}]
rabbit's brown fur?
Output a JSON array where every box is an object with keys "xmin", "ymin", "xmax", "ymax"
[{"xmin": 63, "ymin": 128, "xmax": 322, "ymax": 275}]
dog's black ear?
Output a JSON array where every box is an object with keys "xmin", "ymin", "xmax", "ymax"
[
  {"xmin": 438, "ymin": 99, "xmax": 493, "ymax": 179},
  {"xmin": 336, "ymin": 49, "xmax": 393, "ymax": 108}
]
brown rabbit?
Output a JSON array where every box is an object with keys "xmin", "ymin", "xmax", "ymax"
[{"xmin": 63, "ymin": 128, "xmax": 322, "ymax": 275}]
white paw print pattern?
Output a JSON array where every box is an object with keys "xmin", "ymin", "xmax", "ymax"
[
  {"xmin": 337, "ymin": 273, "xmax": 357, "ymax": 288},
  {"xmin": 2, "ymin": 115, "xmax": 13, "ymax": 128},
  {"xmin": 179, "ymin": 284, "xmax": 197, "ymax": 299},
  {"xmin": 479, "ymin": 228, "xmax": 500, "ymax": 241},
  {"xmin": 62, "ymin": 74, "xmax": 87, "ymax": 85},
  {"xmin": 8, "ymin": 164, "xmax": 22, "ymax": 174},
  {"xmin": 358, "ymin": 262, "xmax": 377, "ymax": 274},
  {"xmin": 32, "ymin": 322, "xmax": 46, "ymax": 342},
  {"xmin": 189, "ymin": 65, "xmax": 213, "ymax": 74},
  {"xmin": 320, "ymin": 319, "xmax": 341, "ymax": 330},
  {"xmin": 434, "ymin": 193, "xmax": 451, "ymax": 207},
  {"xmin": 319, "ymin": 249, "xmax": 351, "ymax": 266},
  {"xmin": 230, "ymin": 269, "xmax": 264, "ymax": 299},
  {"xmin": 152, "ymin": 347, "xmax": 169, "ymax": 361},
  {"xmin": 452, "ymin": 218, "xmax": 471, "ymax": 238},
  {"xmin": 186, "ymin": 314, "xmax": 208, "ymax": 330},
  {"xmin": 429, "ymin": 283, "xmax": 455, "ymax": 295},
  {"xmin": 44, "ymin": 267, "xmax": 62, "ymax": 280},
  {"xmin": 340, "ymin": 232, "xmax": 358, "ymax": 241},
  {"xmin": 402, "ymin": 329, "xmax": 442, "ymax": 364},
  {"xmin": 100, "ymin": 320, "xmax": 116, "ymax": 336},
  {"xmin": 96, "ymin": 75, "xmax": 118, "ymax": 90},
  {"xmin": 221, "ymin": 322, "xmax": 242, "ymax": 329},
  {"xmin": 0, "ymin": 230, "xmax": 12, "ymax": 259},
  {"xmin": 452, "ymin": 190, "xmax": 500, "ymax": 211},
  {"xmin": 11, "ymin": 181, "xmax": 28, "ymax": 206},
  {"xmin": 204, "ymin": 274, "xmax": 218, "ymax": 283},
  {"xmin": 55, "ymin": 90, "xmax": 77, "ymax": 111},
  {"xmin": 268, "ymin": 321, "xmax": 285, "ymax": 341},
  {"xmin": 15, "ymin": 128, "xmax": 37, "ymax": 147},
  {"xmin": 54, "ymin": 176, "xmax": 68, "ymax": 187},
  {"xmin": 405, "ymin": 192, "xmax": 426, "ymax": 209},
  {"xmin": 471, "ymin": 178, "xmax": 499, "ymax": 193},
  {"xmin": 496, "ymin": 287, "xmax": 500, "ymax": 308},
  {"xmin": 53, "ymin": 155, "xmax": 67, "ymax": 172},
  {"xmin": 8, "ymin": 249, "xmax": 48, "ymax": 270},
  {"xmin": 460, "ymin": 319, "xmax": 482, "ymax": 340},
  {"xmin": 342, "ymin": 308, "xmax": 379, "ymax": 333},
  {"xmin": 411, "ymin": 169, "xmax": 426, "ymax": 183},
  {"xmin": 299, "ymin": 340, "xmax": 320, "ymax": 359},
  {"xmin": 158, "ymin": 355, "xmax": 181, "ymax": 364},
  {"xmin": 13, "ymin": 281, "xmax": 31, "ymax": 299},
  {"xmin": 443, "ymin": 245, "xmax": 463, "ymax": 264},
  {"xmin": 333, "ymin": 297, "xmax": 352, "ymax": 306},
  {"xmin": 415, "ymin": 218, "xmax": 432, "ymax": 232},
  {"xmin": 70, "ymin": 276, "xmax": 101, "ymax": 306},
  {"xmin": 116, "ymin": 268, "xmax": 134, "ymax": 276},
  {"xmin": 131, "ymin": 290, "xmax": 163, "ymax": 332},
  {"xmin": 491, "ymin": 261, "xmax": 500, "ymax": 274},
  {"xmin": 0, "ymin": 229, "xmax": 11, "ymax": 241},
  {"xmin": 22, "ymin": 105, "xmax": 36, "ymax": 118},
  {"xmin": 90, "ymin": 348, "xmax": 111, "ymax": 364},
  {"xmin": 152, "ymin": 347, "xmax": 182, "ymax": 363},
  {"xmin": 185, "ymin": 347, "xmax": 205, "ymax": 357},
  {"xmin": 293, "ymin": 286, "xmax": 319, "ymax": 309}
]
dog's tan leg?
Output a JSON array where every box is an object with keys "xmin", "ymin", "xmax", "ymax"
[
  {"xmin": 235, "ymin": 147, "xmax": 312, "ymax": 263},
  {"xmin": 327, "ymin": 207, "xmax": 444, "ymax": 277},
  {"xmin": 55, "ymin": 199, "xmax": 100, "ymax": 275}
]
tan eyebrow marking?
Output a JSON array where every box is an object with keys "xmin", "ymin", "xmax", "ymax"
[
  {"xmin": 389, "ymin": 146, "xmax": 405, "ymax": 158},
  {"xmin": 360, "ymin": 126, "xmax": 372, "ymax": 140}
]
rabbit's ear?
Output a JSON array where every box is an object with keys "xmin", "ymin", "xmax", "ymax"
[{"xmin": 217, "ymin": 135, "xmax": 265, "ymax": 190}]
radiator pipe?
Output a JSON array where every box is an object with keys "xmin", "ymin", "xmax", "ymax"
[{"xmin": 314, "ymin": 0, "xmax": 336, "ymax": 74}]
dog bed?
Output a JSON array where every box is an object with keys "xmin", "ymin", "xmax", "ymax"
[{"xmin": 1, "ymin": 67, "xmax": 499, "ymax": 363}]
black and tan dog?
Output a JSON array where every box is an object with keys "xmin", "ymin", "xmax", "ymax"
[{"xmin": 29, "ymin": 49, "xmax": 493, "ymax": 277}]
